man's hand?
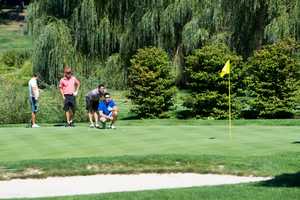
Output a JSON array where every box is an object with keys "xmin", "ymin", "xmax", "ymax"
[
  {"xmin": 62, "ymin": 95, "xmax": 65, "ymax": 100},
  {"xmin": 74, "ymin": 91, "xmax": 78, "ymax": 96},
  {"xmin": 105, "ymin": 115, "xmax": 113, "ymax": 120}
]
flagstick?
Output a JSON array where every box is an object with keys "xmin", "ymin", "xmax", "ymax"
[{"xmin": 228, "ymin": 70, "xmax": 232, "ymax": 139}]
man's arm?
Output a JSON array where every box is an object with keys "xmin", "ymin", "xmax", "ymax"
[
  {"xmin": 59, "ymin": 80, "xmax": 65, "ymax": 99},
  {"xmin": 32, "ymin": 85, "xmax": 39, "ymax": 100},
  {"xmin": 74, "ymin": 78, "xmax": 80, "ymax": 95},
  {"xmin": 99, "ymin": 110, "xmax": 113, "ymax": 120},
  {"xmin": 60, "ymin": 88, "xmax": 65, "ymax": 99}
]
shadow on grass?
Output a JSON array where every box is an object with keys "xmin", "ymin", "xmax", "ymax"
[
  {"xmin": 120, "ymin": 115, "xmax": 140, "ymax": 120},
  {"xmin": 292, "ymin": 141, "xmax": 300, "ymax": 144},
  {"xmin": 260, "ymin": 172, "xmax": 300, "ymax": 187}
]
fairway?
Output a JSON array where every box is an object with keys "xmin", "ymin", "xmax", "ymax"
[{"xmin": 0, "ymin": 121, "xmax": 299, "ymax": 162}]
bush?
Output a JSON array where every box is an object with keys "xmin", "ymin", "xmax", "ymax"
[
  {"xmin": 1, "ymin": 60, "xmax": 33, "ymax": 86},
  {"xmin": 0, "ymin": 79, "xmax": 30, "ymax": 124},
  {"xmin": 0, "ymin": 75, "xmax": 134, "ymax": 124},
  {"xmin": 0, "ymin": 49, "xmax": 31, "ymax": 68},
  {"xmin": 242, "ymin": 40, "xmax": 300, "ymax": 119},
  {"xmin": 0, "ymin": 77, "xmax": 88, "ymax": 124},
  {"xmin": 184, "ymin": 43, "xmax": 243, "ymax": 119},
  {"xmin": 128, "ymin": 47, "xmax": 176, "ymax": 118},
  {"xmin": 94, "ymin": 54, "xmax": 127, "ymax": 90}
]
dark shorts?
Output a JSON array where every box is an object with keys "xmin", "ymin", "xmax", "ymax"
[
  {"xmin": 86, "ymin": 96, "xmax": 99, "ymax": 112},
  {"xmin": 64, "ymin": 95, "xmax": 76, "ymax": 112},
  {"xmin": 29, "ymin": 97, "xmax": 38, "ymax": 113}
]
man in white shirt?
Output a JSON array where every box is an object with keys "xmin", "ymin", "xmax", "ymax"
[{"xmin": 28, "ymin": 74, "xmax": 40, "ymax": 128}]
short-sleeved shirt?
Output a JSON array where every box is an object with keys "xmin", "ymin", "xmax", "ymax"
[
  {"xmin": 59, "ymin": 76, "xmax": 80, "ymax": 95},
  {"xmin": 86, "ymin": 88, "xmax": 104, "ymax": 101},
  {"xmin": 98, "ymin": 100, "xmax": 116, "ymax": 115},
  {"xmin": 28, "ymin": 78, "xmax": 39, "ymax": 98}
]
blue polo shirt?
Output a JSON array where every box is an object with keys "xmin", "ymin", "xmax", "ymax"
[{"xmin": 98, "ymin": 100, "xmax": 116, "ymax": 115}]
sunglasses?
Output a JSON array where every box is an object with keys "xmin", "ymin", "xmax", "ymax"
[{"xmin": 65, "ymin": 71, "xmax": 72, "ymax": 74}]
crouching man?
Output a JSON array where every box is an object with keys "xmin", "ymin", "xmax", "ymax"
[{"xmin": 98, "ymin": 93, "xmax": 119, "ymax": 129}]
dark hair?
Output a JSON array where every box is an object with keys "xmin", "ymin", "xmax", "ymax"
[
  {"xmin": 33, "ymin": 73, "xmax": 38, "ymax": 77},
  {"xmin": 98, "ymin": 84, "xmax": 105, "ymax": 88}
]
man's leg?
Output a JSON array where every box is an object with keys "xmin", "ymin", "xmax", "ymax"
[
  {"xmin": 86, "ymin": 97, "xmax": 94, "ymax": 126},
  {"xmin": 99, "ymin": 116, "xmax": 107, "ymax": 129},
  {"xmin": 64, "ymin": 96, "xmax": 71, "ymax": 126},
  {"xmin": 94, "ymin": 112, "xmax": 99, "ymax": 127},
  {"xmin": 89, "ymin": 112, "xmax": 94, "ymax": 124},
  {"xmin": 31, "ymin": 112, "xmax": 36, "ymax": 125},
  {"xmin": 91, "ymin": 100, "xmax": 99, "ymax": 127},
  {"xmin": 30, "ymin": 98, "xmax": 40, "ymax": 128},
  {"xmin": 69, "ymin": 110, "xmax": 74, "ymax": 126},
  {"xmin": 66, "ymin": 111, "xmax": 71, "ymax": 124},
  {"xmin": 88, "ymin": 112, "xmax": 96, "ymax": 128},
  {"xmin": 69, "ymin": 96, "xmax": 76, "ymax": 126},
  {"xmin": 94, "ymin": 112, "xmax": 99, "ymax": 123},
  {"xmin": 110, "ymin": 111, "xmax": 118, "ymax": 128}
]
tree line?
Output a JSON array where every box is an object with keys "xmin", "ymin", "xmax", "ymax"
[
  {"xmin": 17, "ymin": 0, "xmax": 299, "ymax": 120},
  {"xmin": 26, "ymin": 0, "xmax": 300, "ymax": 85}
]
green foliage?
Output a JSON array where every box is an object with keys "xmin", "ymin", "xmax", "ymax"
[
  {"xmin": 32, "ymin": 20, "xmax": 76, "ymax": 85},
  {"xmin": 25, "ymin": 0, "xmax": 300, "ymax": 88},
  {"xmin": 223, "ymin": 0, "xmax": 300, "ymax": 57},
  {"xmin": 241, "ymin": 40, "xmax": 300, "ymax": 119},
  {"xmin": 184, "ymin": 43, "xmax": 242, "ymax": 119},
  {"xmin": 0, "ymin": 49, "xmax": 31, "ymax": 68},
  {"xmin": 96, "ymin": 54, "xmax": 127, "ymax": 90},
  {"xmin": 27, "ymin": 0, "xmax": 227, "ymax": 85},
  {"xmin": 0, "ymin": 74, "xmax": 132, "ymax": 124},
  {"xmin": 1, "ymin": 60, "xmax": 33, "ymax": 86},
  {"xmin": 265, "ymin": 1, "xmax": 300, "ymax": 43},
  {"xmin": 0, "ymin": 79, "xmax": 30, "ymax": 124},
  {"xmin": 0, "ymin": 82, "xmax": 66, "ymax": 124},
  {"xmin": 128, "ymin": 47, "xmax": 176, "ymax": 118}
]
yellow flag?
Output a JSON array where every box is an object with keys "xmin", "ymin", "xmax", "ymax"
[{"xmin": 220, "ymin": 60, "xmax": 231, "ymax": 77}]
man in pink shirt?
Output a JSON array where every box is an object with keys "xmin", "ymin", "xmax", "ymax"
[{"xmin": 59, "ymin": 67, "xmax": 80, "ymax": 127}]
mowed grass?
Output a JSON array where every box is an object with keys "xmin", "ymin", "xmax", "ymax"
[
  {"xmin": 0, "ymin": 22, "xmax": 32, "ymax": 53},
  {"xmin": 0, "ymin": 122, "xmax": 299, "ymax": 161},
  {"xmin": 0, "ymin": 120, "xmax": 299, "ymax": 179}
]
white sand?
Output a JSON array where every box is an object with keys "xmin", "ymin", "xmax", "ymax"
[{"xmin": 0, "ymin": 173, "xmax": 271, "ymax": 199}]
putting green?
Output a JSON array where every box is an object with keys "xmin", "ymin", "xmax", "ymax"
[{"xmin": 0, "ymin": 122, "xmax": 299, "ymax": 162}]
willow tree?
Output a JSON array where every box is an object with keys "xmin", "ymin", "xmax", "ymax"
[
  {"xmin": 32, "ymin": 20, "xmax": 76, "ymax": 84},
  {"xmin": 27, "ymin": 0, "xmax": 80, "ymax": 84},
  {"xmin": 27, "ymin": 0, "xmax": 227, "ymax": 85},
  {"xmin": 265, "ymin": 0, "xmax": 300, "ymax": 42},
  {"xmin": 223, "ymin": 0, "xmax": 300, "ymax": 57}
]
